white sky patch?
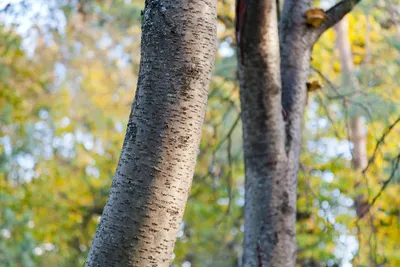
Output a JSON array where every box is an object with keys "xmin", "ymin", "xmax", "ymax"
[
  {"xmin": 94, "ymin": 139, "xmax": 105, "ymax": 155},
  {"xmin": 60, "ymin": 116, "xmax": 71, "ymax": 128},
  {"xmin": 115, "ymin": 122, "xmax": 124, "ymax": 133},
  {"xmin": 42, "ymin": 243, "xmax": 55, "ymax": 251},
  {"xmin": 54, "ymin": 62, "xmax": 67, "ymax": 86},
  {"xmin": 34, "ymin": 247, "xmax": 43, "ymax": 256},
  {"xmin": 1, "ymin": 229, "xmax": 11, "ymax": 239},
  {"xmin": 16, "ymin": 154, "xmax": 35, "ymax": 169},
  {"xmin": 1, "ymin": 0, "xmax": 66, "ymax": 57},
  {"xmin": 0, "ymin": 136, "xmax": 12, "ymax": 156},
  {"xmin": 86, "ymin": 165, "xmax": 100, "ymax": 178},
  {"xmin": 320, "ymin": 0, "xmax": 336, "ymax": 9},
  {"xmin": 219, "ymin": 41, "xmax": 234, "ymax": 57},
  {"xmin": 39, "ymin": 109, "xmax": 49, "ymax": 120},
  {"xmin": 217, "ymin": 197, "xmax": 229, "ymax": 206},
  {"xmin": 335, "ymin": 234, "xmax": 358, "ymax": 266},
  {"xmin": 322, "ymin": 171, "xmax": 334, "ymax": 183},
  {"xmin": 75, "ymin": 130, "xmax": 94, "ymax": 150},
  {"xmin": 97, "ymin": 33, "xmax": 113, "ymax": 50},
  {"xmin": 28, "ymin": 220, "xmax": 35, "ymax": 228},
  {"xmin": 307, "ymin": 138, "xmax": 352, "ymax": 161}
]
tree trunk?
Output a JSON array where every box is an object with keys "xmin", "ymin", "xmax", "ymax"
[
  {"xmin": 86, "ymin": 1, "xmax": 217, "ymax": 266},
  {"xmin": 238, "ymin": 0, "xmax": 289, "ymax": 264},
  {"xmin": 336, "ymin": 16, "xmax": 368, "ymax": 222},
  {"xmin": 335, "ymin": 17, "xmax": 368, "ymax": 170},
  {"xmin": 238, "ymin": 0, "xmax": 309, "ymax": 265},
  {"xmin": 237, "ymin": 0, "xmax": 362, "ymax": 266}
]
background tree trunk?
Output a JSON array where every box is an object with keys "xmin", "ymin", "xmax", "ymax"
[
  {"xmin": 335, "ymin": 16, "xmax": 369, "ymax": 221},
  {"xmin": 86, "ymin": 1, "xmax": 217, "ymax": 266},
  {"xmin": 335, "ymin": 17, "xmax": 368, "ymax": 170}
]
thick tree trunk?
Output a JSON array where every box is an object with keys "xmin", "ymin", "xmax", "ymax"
[
  {"xmin": 86, "ymin": 1, "xmax": 217, "ymax": 266},
  {"xmin": 335, "ymin": 17, "xmax": 368, "ymax": 170},
  {"xmin": 237, "ymin": 0, "xmax": 362, "ymax": 266}
]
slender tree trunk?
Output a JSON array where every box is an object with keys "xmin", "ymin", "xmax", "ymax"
[
  {"xmin": 336, "ymin": 16, "xmax": 368, "ymax": 223},
  {"xmin": 335, "ymin": 17, "xmax": 368, "ymax": 170},
  {"xmin": 86, "ymin": 1, "xmax": 217, "ymax": 266},
  {"xmin": 238, "ymin": 0, "xmax": 289, "ymax": 265},
  {"xmin": 237, "ymin": 0, "xmax": 362, "ymax": 266}
]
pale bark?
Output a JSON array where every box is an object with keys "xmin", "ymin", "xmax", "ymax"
[
  {"xmin": 86, "ymin": 1, "xmax": 217, "ymax": 266},
  {"xmin": 237, "ymin": 0, "xmax": 363, "ymax": 266},
  {"xmin": 335, "ymin": 17, "xmax": 368, "ymax": 170}
]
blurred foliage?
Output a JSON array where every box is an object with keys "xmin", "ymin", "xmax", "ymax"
[{"xmin": 0, "ymin": 0, "xmax": 399, "ymax": 267}]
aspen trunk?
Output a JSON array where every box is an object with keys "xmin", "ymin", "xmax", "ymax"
[{"xmin": 86, "ymin": 1, "xmax": 217, "ymax": 266}]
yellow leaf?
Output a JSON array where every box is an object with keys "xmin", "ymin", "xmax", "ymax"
[
  {"xmin": 306, "ymin": 80, "xmax": 322, "ymax": 92},
  {"xmin": 305, "ymin": 8, "xmax": 327, "ymax": 28}
]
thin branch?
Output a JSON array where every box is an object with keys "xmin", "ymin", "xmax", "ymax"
[
  {"xmin": 358, "ymin": 153, "xmax": 400, "ymax": 219},
  {"xmin": 322, "ymin": 0, "xmax": 362, "ymax": 32},
  {"xmin": 226, "ymin": 135, "xmax": 233, "ymax": 214},
  {"xmin": 299, "ymin": 163, "xmax": 317, "ymax": 198},
  {"xmin": 343, "ymin": 97, "xmax": 355, "ymax": 162},
  {"xmin": 316, "ymin": 93, "xmax": 342, "ymax": 139},
  {"xmin": 214, "ymin": 113, "xmax": 242, "ymax": 153},
  {"xmin": 311, "ymin": 0, "xmax": 362, "ymax": 42},
  {"xmin": 312, "ymin": 67, "xmax": 374, "ymax": 121},
  {"xmin": 312, "ymin": 67, "xmax": 354, "ymax": 158},
  {"xmin": 363, "ymin": 115, "xmax": 400, "ymax": 174},
  {"xmin": 311, "ymin": 67, "xmax": 341, "ymax": 96}
]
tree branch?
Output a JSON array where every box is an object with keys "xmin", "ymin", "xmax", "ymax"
[
  {"xmin": 363, "ymin": 115, "xmax": 400, "ymax": 174},
  {"xmin": 357, "ymin": 153, "xmax": 400, "ymax": 219},
  {"xmin": 311, "ymin": 0, "xmax": 362, "ymax": 43}
]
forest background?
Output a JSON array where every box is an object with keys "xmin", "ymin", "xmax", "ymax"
[{"xmin": 1, "ymin": 0, "xmax": 400, "ymax": 266}]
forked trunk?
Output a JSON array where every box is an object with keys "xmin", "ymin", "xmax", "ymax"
[
  {"xmin": 237, "ymin": 0, "xmax": 362, "ymax": 266},
  {"xmin": 238, "ymin": 0, "xmax": 310, "ymax": 265}
]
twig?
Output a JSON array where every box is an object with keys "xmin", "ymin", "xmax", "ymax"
[
  {"xmin": 316, "ymin": 93, "xmax": 342, "ymax": 139},
  {"xmin": 358, "ymin": 153, "xmax": 400, "ymax": 219},
  {"xmin": 226, "ymin": 135, "xmax": 233, "ymax": 214},
  {"xmin": 363, "ymin": 115, "xmax": 400, "ymax": 174},
  {"xmin": 214, "ymin": 112, "xmax": 242, "ymax": 153}
]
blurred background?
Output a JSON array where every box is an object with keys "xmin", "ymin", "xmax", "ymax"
[{"xmin": 0, "ymin": 0, "xmax": 399, "ymax": 266}]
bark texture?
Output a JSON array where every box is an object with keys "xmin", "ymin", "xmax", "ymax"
[
  {"xmin": 86, "ymin": 1, "xmax": 217, "ymax": 266},
  {"xmin": 238, "ymin": 0, "xmax": 288, "ymax": 265},
  {"xmin": 237, "ymin": 0, "xmax": 363, "ymax": 266},
  {"xmin": 280, "ymin": 2, "xmax": 315, "ymax": 263}
]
